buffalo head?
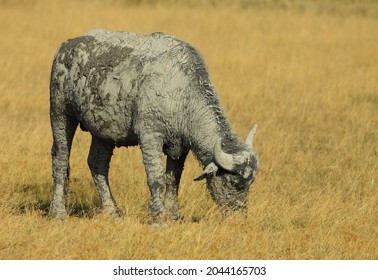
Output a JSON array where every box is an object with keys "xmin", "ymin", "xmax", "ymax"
[{"xmin": 195, "ymin": 125, "xmax": 259, "ymax": 215}]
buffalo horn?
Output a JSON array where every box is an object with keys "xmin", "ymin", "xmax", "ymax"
[
  {"xmin": 214, "ymin": 138, "xmax": 236, "ymax": 172},
  {"xmin": 245, "ymin": 124, "xmax": 257, "ymax": 148}
]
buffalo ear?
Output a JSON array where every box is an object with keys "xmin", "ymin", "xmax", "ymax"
[
  {"xmin": 194, "ymin": 173, "xmax": 207, "ymax": 181},
  {"xmin": 194, "ymin": 162, "xmax": 218, "ymax": 181}
]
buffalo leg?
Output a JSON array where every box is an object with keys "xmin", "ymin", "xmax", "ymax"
[
  {"xmin": 50, "ymin": 114, "xmax": 78, "ymax": 219},
  {"xmin": 139, "ymin": 134, "xmax": 165, "ymax": 222},
  {"xmin": 88, "ymin": 137, "xmax": 120, "ymax": 217},
  {"xmin": 165, "ymin": 152, "xmax": 187, "ymax": 221}
]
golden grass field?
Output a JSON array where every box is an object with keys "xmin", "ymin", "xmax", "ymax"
[{"xmin": 0, "ymin": 0, "xmax": 377, "ymax": 259}]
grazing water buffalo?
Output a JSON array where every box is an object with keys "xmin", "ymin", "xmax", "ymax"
[{"xmin": 49, "ymin": 29, "xmax": 259, "ymax": 221}]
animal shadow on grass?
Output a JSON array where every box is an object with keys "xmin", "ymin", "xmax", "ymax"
[
  {"xmin": 15, "ymin": 183, "xmax": 97, "ymax": 219},
  {"xmin": 14, "ymin": 184, "xmax": 211, "ymax": 223}
]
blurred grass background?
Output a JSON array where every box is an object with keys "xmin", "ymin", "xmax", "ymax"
[{"xmin": 0, "ymin": 0, "xmax": 377, "ymax": 259}]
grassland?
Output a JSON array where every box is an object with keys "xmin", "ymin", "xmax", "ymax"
[{"xmin": 0, "ymin": 0, "xmax": 377, "ymax": 259}]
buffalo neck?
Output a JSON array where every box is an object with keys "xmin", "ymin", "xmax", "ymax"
[{"xmin": 185, "ymin": 91, "xmax": 235, "ymax": 167}]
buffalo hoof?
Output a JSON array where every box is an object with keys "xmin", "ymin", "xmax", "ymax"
[
  {"xmin": 102, "ymin": 206, "xmax": 122, "ymax": 219},
  {"xmin": 150, "ymin": 222, "xmax": 169, "ymax": 229},
  {"xmin": 49, "ymin": 202, "xmax": 67, "ymax": 220}
]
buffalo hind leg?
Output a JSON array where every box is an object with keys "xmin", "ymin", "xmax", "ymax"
[
  {"xmin": 50, "ymin": 114, "xmax": 78, "ymax": 219},
  {"xmin": 88, "ymin": 137, "xmax": 121, "ymax": 218},
  {"xmin": 165, "ymin": 152, "xmax": 188, "ymax": 221}
]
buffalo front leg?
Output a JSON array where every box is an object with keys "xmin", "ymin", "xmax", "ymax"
[
  {"xmin": 165, "ymin": 152, "xmax": 187, "ymax": 221},
  {"xmin": 140, "ymin": 134, "xmax": 165, "ymax": 223},
  {"xmin": 88, "ymin": 137, "xmax": 120, "ymax": 218},
  {"xmin": 50, "ymin": 114, "xmax": 78, "ymax": 219}
]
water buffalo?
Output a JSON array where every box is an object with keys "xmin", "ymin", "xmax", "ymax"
[{"xmin": 49, "ymin": 29, "xmax": 259, "ymax": 221}]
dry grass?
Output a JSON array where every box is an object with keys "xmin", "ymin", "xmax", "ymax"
[{"xmin": 0, "ymin": 0, "xmax": 377, "ymax": 259}]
